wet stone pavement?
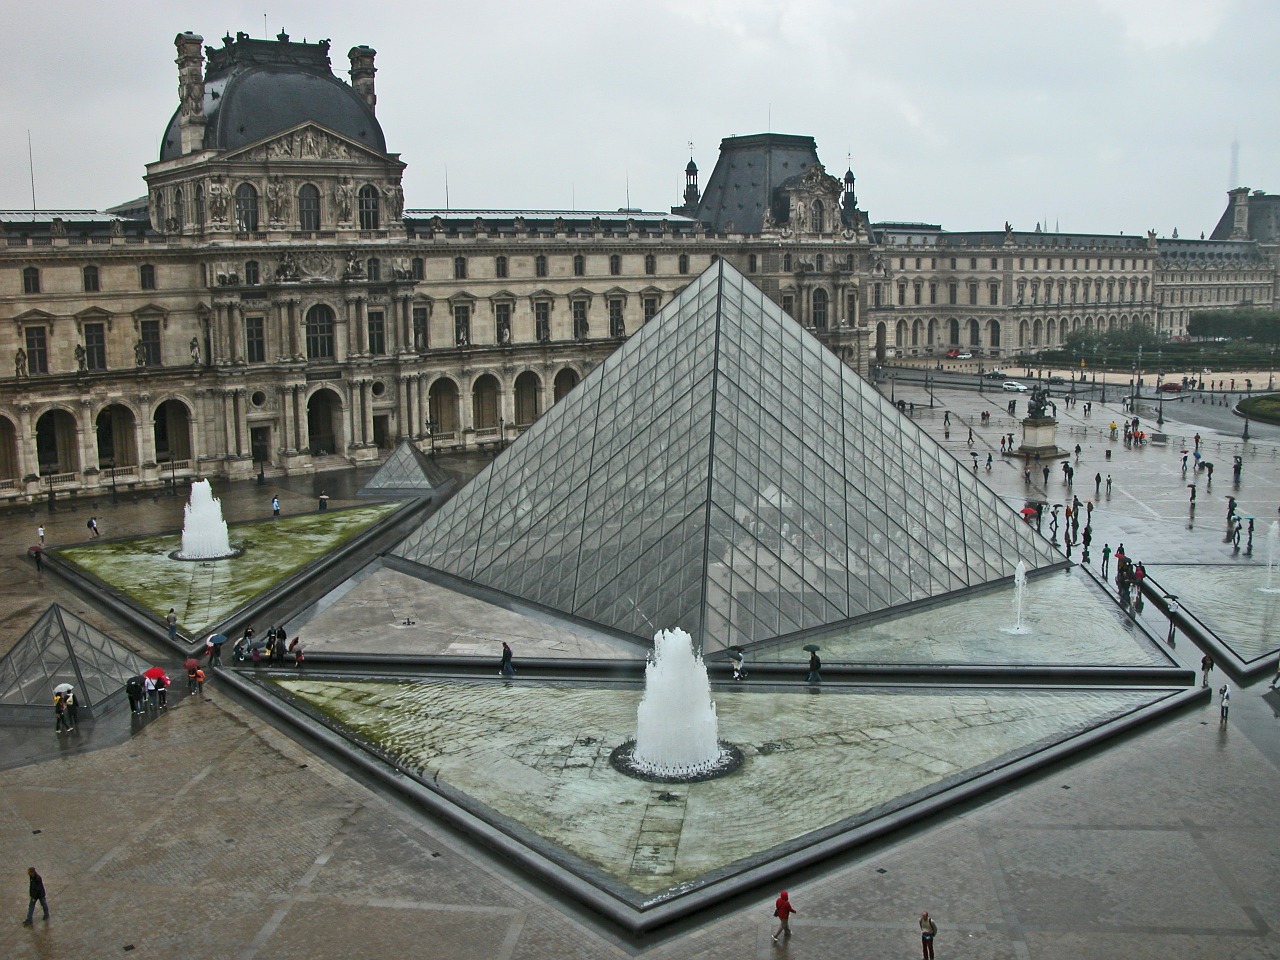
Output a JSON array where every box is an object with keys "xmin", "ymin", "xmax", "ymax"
[{"xmin": 0, "ymin": 404, "xmax": 1278, "ymax": 958}]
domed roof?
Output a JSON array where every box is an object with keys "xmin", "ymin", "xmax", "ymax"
[{"xmin": 159, "ymin": 34, "xmax": 385, "ymax": 162}]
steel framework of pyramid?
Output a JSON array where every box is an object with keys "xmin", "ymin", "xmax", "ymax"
[
  {"xmin": 358, "ymin": 439, "xmax": 454, "ymax": 499},
  {"xmin": 0, "ymin": 604, "xmax": 151, "ymax": 720},
  {"xmin": 394, "ymin": 260, "xmax": 1062, "ymax": 653}
]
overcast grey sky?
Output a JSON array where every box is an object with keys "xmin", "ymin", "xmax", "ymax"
[{"xmin": 2, "ymin": 0, "xmax": 1275, "ymax": 236}]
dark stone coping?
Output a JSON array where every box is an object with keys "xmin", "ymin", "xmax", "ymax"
[
  {"xmin": 216, "ymin": 663, "xmax": 1205, "ymax": 936},
  {"xmin": 1140, "ymin": 573, "xmax": 1279, "ymax": 680}
]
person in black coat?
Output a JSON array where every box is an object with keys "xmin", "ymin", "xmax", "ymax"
[{"xmin": 24, "ymin": 867, "xmax": 48, "ymax": 924}]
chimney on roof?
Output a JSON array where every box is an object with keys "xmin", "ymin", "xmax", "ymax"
[
  {"xmin": 348, "ymin": 45, "xmax": 377, "ymax": 113},
  {"xmin": 1229, "ymin": 186, "xmax": 1250, "ymax": 240},
  {"xmin": 174, "ymin": 32, "xmax": 206, "ymax": 155}
]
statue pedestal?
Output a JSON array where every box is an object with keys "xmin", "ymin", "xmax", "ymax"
[{"xmin": 1017, "ymin": 417, "xmax": 1066, "ymax": 458}]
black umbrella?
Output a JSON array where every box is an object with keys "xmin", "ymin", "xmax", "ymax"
[
  {"xmin": 729, "ymin": 645, "xmax": 745, "ymax": 653},
  {"xmin": 802, "ymin": 644, "xmax": 821, "ymax": 652}
]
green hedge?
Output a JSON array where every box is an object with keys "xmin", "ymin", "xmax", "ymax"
[{"xmin": 1237, "ymin": 394, "xmax": 1280, "ymax": 424}]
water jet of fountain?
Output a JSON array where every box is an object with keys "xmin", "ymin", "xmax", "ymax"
[
  {"xmin": 1002, "ymin": 560, "xmax": 1031, "ymax": 634},
  {"xmin": 177, "ymin": 480, "xmax": 235, "ymax": 560},
  {"xmin": 1264, "ymin": 521, "xmax": 1280, "ymax": 592},
  {"xmin": 631, "ymin": 628, "xmax": 723, "ymax": 779}
]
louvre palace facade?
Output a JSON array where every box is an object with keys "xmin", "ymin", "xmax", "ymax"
[{"xmin": 0, "ymin": 30, "xmax": 1276, "ymax": 500}]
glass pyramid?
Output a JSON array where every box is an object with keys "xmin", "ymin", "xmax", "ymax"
[
  {"xmin": 394, "ymin": 260, "xmax": 1063, "ymax": 653},
  {"xmin": 0, "ymin": 604, "xmax": 152, "ymax": 718},
  {"xmin": 359, "ymin": 440, "xmax": 454, "ymax": 500}
]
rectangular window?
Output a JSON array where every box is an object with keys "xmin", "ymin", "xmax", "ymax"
[
  {"xmin": 367, "ymin": 310, "xmax": 386, "ymax": 355},
  {"xmin": 412, "ymin": 306, "xmax": 428, "ymax": 350},
  {"xmin": 988, "ymin": 282, "xmax": 999, "ymax": 306},
  {"xmin": 897, "ymin": 284, "xmax": 906, "ymax": 306},
  {"xmin": 572, "ymin": 300, "xmax": 589, "ymax": 339},
  {"xmin": 140, "ymin": 319, "xmax": 161, "ymax": 366},
  {"xmin": 24, "ymin": 327, "xmax": 48, "ymax": 374},
  {"xmin": 609, "ymin": 299, "xmax": 625, "ymax": 337},
  {"xmin": 534, "ymin": 301, "xmax": 550, "ymax": 342},
  {"xmin": 929, "ymin": 282, "xmax": 937, "ymax": 305},
  {"xmin": 84, "ymin": 322, "xmax": 106, "ymax": 371},
  {"xmin": 140, "ymin": 264, "xmax": 156, "ymax": 290},
  {"xmin": 872, "ymin": 284, "xmax": 881, "ymax": 308},
  {"xmin": 782, "ymin": 294, "xmax": 794, "ymax": 316},
  {"xmin": 22, "ymin": 267, "xmax": 40, "ymax": 295},
  {"xmin": 453, "ymin": 304, "xmax": 471, "ymax": 345},
  {"xmin": 83, "ymin": 266, "xmax": 100, "ymax": 292},
  {"xmin": 990, "ymin": 258, "xmax": 998, "ymax": 269},
  {"xmin": 948, "ymin": 282, "xmax": 958, "ymax": 305},
  {"xmin": 245, "ymin": 316, "xmax": 265, "ymax": 363},
  {"xmin": 970, "ymin": 258, "xmax": 977, "ymax": 269},
  {"xmin": 968, "ymin": 282, "xmax": 978, "ymax": 305},
  {"xmin": 643, "ymin": 296, "xmax": 659, "ymax": 322},
  {"xmin": 913, "ymin": 283, "xmax": 922, "ymax": 305},
  {"xmin": 495, "ymin": 302, "xmax": 511, "ymax": 344}
]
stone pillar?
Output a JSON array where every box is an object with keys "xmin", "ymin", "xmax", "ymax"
[
  {"xmin": 191, "ymin": 389, "xmax": 208, "ymax": 465},
  {"xmin": 397, "ymin": 375, "xmax": 410, "ymax": 440},
  {"xmin": 399, "ymin": 297, "xmax": 412, "ymax": 354},
  {"xmin": 296, "ymin": 387, "xmax": 310, "ymax": 454},
  {"xmin": 16, "ymin": 403, "xmax": 34, "ymax": 481},
  {"xmin": 279, "ymin": 385, "xmax": 294, "ymax": 454},
  {"xmin": 287, "ymin": 300, "xmax": 301, "ymax": 359},
  {"xmin": 137, "ymin": 393, "xmax": 157, "ymax": 466},
  {"xmin": 236, "ymin": 388, "xmax": 250, "ymax": 457},
  {"xmin": 174, "ymin": 33, "xmax": 207, "ymax": 155},
  {"xmin": 77, "ymin": 399, "xmax": 96, "ymax": 474},
  {"xmin": 228, "ymin": 302, "xmax": 243, "ymax": 363},
  {"xmin": 361, "ymin": 379, "xmax": 374, "ymax": 445},
  {"xmin": 1230, "ymin": 186, "xmax": 1250, "ymax": 240},
  {"xmin": 348, "ymin": 46, "xmax": 377, "ymax": 113},
  {"xmin": 355, "ymin": 298, "xmax": 368, "ymax": 355},
  {"xmin": 222, "ymin": 390, "xmax": 237, "ymax": 461},
  {"xmin": 211, "ymin": 302, "xmax": 227, "ymax": 364}
]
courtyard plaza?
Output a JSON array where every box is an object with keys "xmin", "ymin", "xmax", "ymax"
[{"xmin": 0, "ymin": 388, "xmax": 1277, "ymax": 958}]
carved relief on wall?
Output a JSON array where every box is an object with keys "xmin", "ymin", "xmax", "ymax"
[{"xmin": 235, "ymin": 126, "xmax": 357, "ymax": 162}]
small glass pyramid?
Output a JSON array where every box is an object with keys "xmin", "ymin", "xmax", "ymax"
[
  {"xmin": 394, "ymin": 260, "xmax": 1062, "ymax": 652},
  {"xmin": 0, "ymin": 604, "xmax": 151, "ymax": 718},
  {"xmin": 359, "ymin": 440, "xmax": 454, "ymax": 499}
]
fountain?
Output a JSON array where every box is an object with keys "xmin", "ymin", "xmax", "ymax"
[
  {"xmin": 610, "ymin": 627, "xmax": 742, "ymax": 782},
  {"xmin": 1264, "ymin": 521, "xmax": 1280, "ymax": 593},
  {"xmin": 175, "ymin": 479, "xmax": 237, "ymax": 560},
  {"xmin": 1001, "ymin": 560, "xmax": 1031, "ymax": 634}
]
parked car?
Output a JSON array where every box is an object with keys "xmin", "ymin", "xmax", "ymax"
[
  {"xmin": 1047, "ymin": 375, "xmax": 1066, "ymax": 384},
  {"xmin": 1002, "ymin": 381, "xmax": 1028, "ymax": 392},
  {"xmin": 1159, "ymin": 382, "xmax": 1183, "ymax": 392},
  {"xmin": 945, "ymin": 348, "xmax": 961, "ymax": 358},
  {"xmin": 956, "ymin": 352, "xmax": 973, "ymax": 359},
  {"xmin": 982, "ymin": 370, "xmax": 1005, "ymax": 379}
]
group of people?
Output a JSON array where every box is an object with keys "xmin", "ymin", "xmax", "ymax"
[
  {"xmin": 234, "ymin": 624, "xmax": 304, "ymax": 666},
  {"xmin": 770, "ymin": 891, "xmax": 938, "ymax": 958},
  {"xmin": 124, "ymin": 672, "xmax": 171, "ymax": 714},
  {"xmin": 52, "ymin": 689, "xmax": 78, "ymax": 733}
]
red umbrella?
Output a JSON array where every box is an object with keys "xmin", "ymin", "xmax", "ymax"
[
  {"xmin": 183, "ymin": 658, "xmax": 200, "ymax": 671},
  {"xmin": 143, "ymin": 667, "xmax": 169, "ymax": 682}
]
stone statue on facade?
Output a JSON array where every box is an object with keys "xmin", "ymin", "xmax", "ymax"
[
  {"xmin": 207, "ymin": 176, "xmax": 229, "ymax": 222},
  {"xmin": 190, "ymin": 336, "xmax": 201, "ymax": 365},
  {"xmin": 74, "ymin": 343, "xmax": 87, "ymax": 373},
  {"xmin": 134, "ymin": 340, "xmax": 147, "ymax": 368},
  {"xmin": 14, "ymin": 348, "xmax": 27, "ymax": 379},
  {"xmin": 266, "ymin": 176, "xmax": 288, "ymax": 222},
  {"xmin": 383, "ymin": 182, "xmax": 404, "ymax": 221},
  {"xmin": 276, "ymin": 251, "xmax": 300, "ymax": 281},
  {"xmin": 334, "ymin": 178, "xmax": 353, "ymax": 223},
  {"xmin": 345, "ymin": 250, "xmax": 364, "ymax": 277}
]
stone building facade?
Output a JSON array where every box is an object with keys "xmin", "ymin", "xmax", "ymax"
[{"xmin": 0, "ymin": 30, "xmax": 1275, "ymax": 500}]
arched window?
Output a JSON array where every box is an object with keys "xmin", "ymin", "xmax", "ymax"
[
  {"xmin": 82, "ymin": 265, "xmax": 99, "ymax": 292},
  {"xmin": 816, "ymin": 253, "xmax": 824, "ymax": 272},
  {"xmin": 678, "ymin": 254, "xmax": 689, "ymax": 275},
  {"xmin": 495, "ymin": 255, "xmax": 508, "ymax": 279},
  {"xmin": 812, "ymin": 288, "xmax": 829, "ymax": 329},
  {"xmin": 454, "ymin": 256, "xmax": 467, "ymax": 280},
  {"xmin": 535, "ymin": 254, "xmax": 548, "ymax": 278},
  {"xmin": 609, "ymin": 254, "xmax": 621, "ymax": 276},
  {"xmin": 573, "ymin": 254, "xmax": 585, "ymax": 277},
  {"xmin": 244, "ymin": 260, "xmax": 260, "ymax": 285},
  {"xmin": 235, "ymin": 183, "xmax": 258, "ymax": 232},
  {"xmin": 783, "ymin": 253, "xmax": 792, "ymax": 272},
  {"xmin": 194, "ymin": 185, "xmax": 205, "ymax": 228},
  {"xmin": 305, "ymin": 304, "xmax": 336, "ymax": 360},
  {"xmin": 297, "ymin": 184, "xmax": 320, "ymax": 231},
  {"xmin": 644, "ymin": 254, "xmax": 656, "ymax": 275},
  {"xmin": 366, "ymin": 257, "xmax": 381, "ymax": 282},
  {"xmin": 358, "ymin": 185, "xmax": 380, "ymax": 230},
  {"xmin": 172, "ymin": 188, "xmax": 184, "ymax": 230},
  {"xmin": 811, "ymin": 199, "xmax": 825, "ymax": 232}
]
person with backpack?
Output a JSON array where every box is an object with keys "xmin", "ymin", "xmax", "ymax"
[
  {"xmin": 53, "ymin": 693, "xmax": 70, "ymax": 734},
  {"xmin": 919, "ymin": 910, "xmax": 938, "ymax": 959},
  {"xmin": 126, "ymin": 675, "xmax": 144, "ymax": 714}
]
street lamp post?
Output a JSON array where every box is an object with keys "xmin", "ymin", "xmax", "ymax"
[
  {"xmin": 106, "ymin": 457, "xmax": 117, "ymax": 505},
  {"xmin": 170, "ymin": 456, "xmax": 179, "ymax": 495},
  {"xmin": 426, "ymin": 419, "xmax": 436, "ymax": 456},
  {"xmin": 890, "ymin": 373, "xmax": 896, "ymax": 404}
]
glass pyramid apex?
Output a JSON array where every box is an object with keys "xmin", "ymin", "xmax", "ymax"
[{"xmin": 394, "ymin": 260, "xmax": 1062, "ymax": 652}]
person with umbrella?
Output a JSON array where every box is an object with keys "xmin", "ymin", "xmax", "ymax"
[
  {"xmin": 54, "ymin": 683, "xmax": 79, "ymax": 728},
  {"xmin": 208, "ymin": 633, "xmax": 227, "ymax": 666},
  {"xmin": 143, "ymin": 668, "xmax": 169, "ymax": 710},
  {"xmin": 730, "ymin": 646, "xmax": 747, "ymax": 681},
  {"xmin": 53, "ymin": 691, "xmax": 70, "ymax": 734},
  {"xmin": 185, "ymin": 658, "xmax": 201, "ymax": 696},
  {"xmin": 804, "ymin": 644, "xmax": 822, "ymax": 683}
]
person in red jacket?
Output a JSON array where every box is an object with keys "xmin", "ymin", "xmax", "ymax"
[{"xmin": 772, "ymin": 890, "xmax": 796, "ymax": 942}]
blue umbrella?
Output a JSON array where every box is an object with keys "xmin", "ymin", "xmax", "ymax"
[{"xmin": 208, "ymin": 633, "xmax": 227, "ymax": 647}]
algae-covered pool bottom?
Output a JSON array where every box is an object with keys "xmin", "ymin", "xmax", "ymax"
[{"xmin": 274, "ymin": 676, "xmax": 1168, "ymax": 900}]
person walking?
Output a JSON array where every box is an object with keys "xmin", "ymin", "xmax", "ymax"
[
  {"xmin": 1101, "ymin": 543, "xmax": 1111, "ymax": 578},
  {"xmin": 87, "ymin": 516, "xmax": 100, "ymax": 538},
  {"xmin": 166, "ymin": 608, "xmax": 178, "ymax": 641},
  {"xmin": 772, "ymin": 891, "xmax": 796, "ymax": 942},
  {"xmin": 1219, "ymin": 684, "xmax": 1230, "ymax": 723},
  {"xmin": 985, "ymin": 452, "xmax": 992, "ymax": 471},
  {"xmin": 919, "ymin": 910, "xmax": 938, "ymax": 960},
  {"xmin": 806, "ymin": 650, "xmax": 822, "ymax": 684},
  {"xmin": 126, "ymin": 675, "xmax": 144, "ymax": 714},
  {"xmin": 1200, "ymin": 654, "xmax": 1214, "ymax": 688},
  {"xmin": 22, "ymin": 867, "xmax": 48, "ymax": 925},
  {"xmin": 32, "ymin": 548, "xmax": 42, "ymax": 573},
  {"xmin": 1042, "ymin": 465, "xmax": 1050, "ymax": 486},
  {"xmin": 195, "ymin": 667, "xmax": 206, "ymax": 695},
  {"xmin": 1269, "ymin": 657, "xmax": 1280, "ymax": 690},
  {"xmin": 36, "ymin": 525, "xmax": 44, "ymax": 545},
  {"xmin": 271, "ymin": 495, "xmax": 280, "ymax": 518},
  {"xmin": 1105, "ymin": 474, "xmax": 1112, "ymax": 495},
  {"xmin": 731, "ymin": 648, "xmax": 746, "ymax": 680},
  {"xmin": 1094, "ymin": 472, "xmax": 1102, "ymax": 495},
  {"xmin": 317, "ymin": 490, "xmax": 330, "ymax": 511},
  {"xmin": 499, "ymin": 641, "xmax": 515, "ymax": 677}
]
